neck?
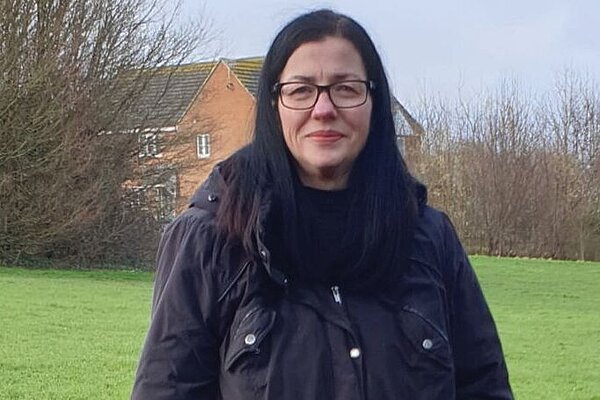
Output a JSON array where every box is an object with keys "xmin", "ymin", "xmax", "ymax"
[{"xmin": 296, "ymin": 165, "xmax": 351, "ymax": 190}]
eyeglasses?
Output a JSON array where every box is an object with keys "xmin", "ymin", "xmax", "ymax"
[{"xmin": 273, "ymin": 80, "xmax": 375, "ymax": 110}]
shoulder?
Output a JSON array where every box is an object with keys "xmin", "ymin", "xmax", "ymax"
[
  {"xmin": 154, "ymin": 198, "xmax": 249, "ymax": 306},
  {"xmin": 410, "ymin": 205, "xmax": 466, "ymax": 280},
  {"xmin": 407, "ymin": 180, "xmax": 456, "ymax": 252},
  {"xmin": 413, "ymin": 205, "xmax": 456, "ymax": 250},
  {"xmin": 158, "ymin": 204, "xmax": 217, "ymax": 266},
  {"xmin": 153, "ymin": 207, "xmax": 218, "ymax": 296}
]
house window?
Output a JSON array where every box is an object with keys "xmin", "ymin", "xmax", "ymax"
[
  {"xmin": 146, "ymin": 168, "xmax": 177, "ymax": 223},
  {"xmin": 139, "ymin": 132, "xmax": 159, "ymax": 158},
  {"xmin": 126, "ymin": 169, "xmax": 177, "ymax": 223},
  {"xmin": 196, "ymin": 134, "xmax": 211, "ymax": 159},
  {"xmin": 151, "ymin": 185, "xmax": 177, "ymax": 223}
]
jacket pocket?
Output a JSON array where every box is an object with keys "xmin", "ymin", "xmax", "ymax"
[
  {"xmin": 397, "ymin": 305, "xmax": 453, "ymax": 370},
  {"xmin": 224, "ymin": 306, "xmax": 276, "ymax": 372}
]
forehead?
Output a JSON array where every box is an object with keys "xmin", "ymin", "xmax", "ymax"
[{"xmin": 279, "ymin": 36, "xmax": 367, "ymax": 81}]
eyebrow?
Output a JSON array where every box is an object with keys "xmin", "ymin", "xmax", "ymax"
[{"xmin": 283, "ymin": 72, "xmax": 365, "ymax": 82}]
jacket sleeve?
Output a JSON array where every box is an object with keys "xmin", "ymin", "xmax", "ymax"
[
  {"xmin": 131, "ymin": 210, "xmax": 220, "ymax": 400},
  {"xmin": 441, "ymin": 216, "xmax": 513, "ymax": 400}
]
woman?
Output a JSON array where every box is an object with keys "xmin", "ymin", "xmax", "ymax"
[{"xmin": 131, "ymin": 9, "xmax": 512, "ymax": 400}]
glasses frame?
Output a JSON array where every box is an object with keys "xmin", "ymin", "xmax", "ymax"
[{"xmin": 272, "ymin": 80, "xmax": 375, "ymax": 110}]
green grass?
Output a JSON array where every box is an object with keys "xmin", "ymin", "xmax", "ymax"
[
  {"xmin": 0, "ymin": 267, "xmax": 153, "ymax": 400},
  {"xmin": 471, "ymin": 256, "xmax": 600, "ymax": 399},
  {"xmin": 1, "ymin": 257, "xmax": 599, "ymax": 399}
]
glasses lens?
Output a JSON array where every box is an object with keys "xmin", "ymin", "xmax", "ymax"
[
  {"xmin": 280, "ymin": 83, "xmax": 318, "ymax": 109},
  {"xmin": 330, "ymin": 81, "xmax": 368, "ymax": 108}
]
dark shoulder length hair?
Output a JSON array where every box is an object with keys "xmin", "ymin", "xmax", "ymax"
[{"xmin": 217, "ymin": 9, "xmax": 419, "ymax": 291}]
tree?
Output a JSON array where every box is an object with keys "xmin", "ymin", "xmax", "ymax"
[
  {"xmin": 542, "ymin": 71, "xmax": 600, "ymax": 259},
  {"xmin": 412, "ymin": 74, "xmax": 599, "ymax": 260},
  {"xmin": 0, "ymin": 0, "xmax": 212, "ymax": 265}
]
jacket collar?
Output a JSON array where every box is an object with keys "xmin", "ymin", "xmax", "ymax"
[
  {"xmin": 188, "ymin": 160, "xmax": 290, "ymax": 288},
  {"xmin": 187, "ymin": 149, "xmax": 429, "ymax": 291}
]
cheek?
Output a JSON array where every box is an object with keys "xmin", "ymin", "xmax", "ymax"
[
  {"xmin": 278, "ymin": 113, "xmax": 293, "ymax": 141},
  {"xmin": 278, "ymin": 108, "xmax": 304, "ymax": 143},
  {"xmin": 278, "ymin": 103, "xmax": 290, "ymax": 130},
  {"xmin": 356, "ymin": 107, "xmax": 372, "ymax": 144}
]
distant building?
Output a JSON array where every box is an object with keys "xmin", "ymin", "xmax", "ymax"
[{"xmin": 127, "ymin": 56, "xmax": 422, "ymax": 221}]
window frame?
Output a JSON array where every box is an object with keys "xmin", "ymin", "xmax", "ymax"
[
  {"xmin": 196, "ymin": 134, "xmax": 211, "ymax": 159},
  {"xmin": 138, "ymin": 132, "xmax": 160, "ymax": 158}
]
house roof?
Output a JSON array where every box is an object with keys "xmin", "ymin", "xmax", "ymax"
[
  {"xmin": 125, "ymin": 56, "xmax": 423, "ymax": 136},
  {"xmin": 223, "ymin": 56, "xmax": 263, "ymax": 97},
  {"xmin": 125, "ymin": 61, "xmax": 217, "ymax": 128},
  {"xmin": 391, "ymin": 97, "xmax": 425, "ymax": 137},
  {"xmin": 125, "ymin": 57, "xmax": 263, "ymax": 128}
]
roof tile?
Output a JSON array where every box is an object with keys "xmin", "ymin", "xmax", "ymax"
[{"xmin": 125, "ymin": 61, "xmax": 216, "ymax": 128}]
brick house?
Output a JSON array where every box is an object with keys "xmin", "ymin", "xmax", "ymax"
[{"xmin": 129, "ymin": 56, "xmax": 422, "ymax": 221}]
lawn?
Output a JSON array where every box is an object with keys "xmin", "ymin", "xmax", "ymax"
[
  {"xmin": 0, "ymin": 268, "xmax": 153, "ymax": 400},
  {"xmin": 471, "ymin": 256, "xmax": 600, "ymax": 399},
  {"xmin": 0, "ymin": 257, "xmax": 599, "ymax": 399}
]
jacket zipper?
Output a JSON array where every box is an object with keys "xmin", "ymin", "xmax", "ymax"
[
  {"xmin": 331, "ymin": 285, "xmax": 343, "ymax": 305},
  {"xmin": 330, "ymin": 285, "xmax": 366, "ymax": 400}
]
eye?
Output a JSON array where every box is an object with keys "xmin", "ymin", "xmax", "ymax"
[
  {"xmin": 333, "ymin": 82, "xmax": 362, "ymax": 97},
  {"xmin": 282, "ymin": 83, "xmax": 316, "ymax": 98}
]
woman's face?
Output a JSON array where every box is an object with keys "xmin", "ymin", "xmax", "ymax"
[{"xmin": 277, "ymin": 36, "xmax": 372, "ymax": 189}]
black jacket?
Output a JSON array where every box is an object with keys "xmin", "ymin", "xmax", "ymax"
[{"xmin": 131, "ymin": 165, "xmax": 513, "ymax": 400}]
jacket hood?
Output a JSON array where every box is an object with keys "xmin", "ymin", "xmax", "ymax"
[{"xmin": 188, "ymin": 165, "xmax": 226, "ymax": 214}]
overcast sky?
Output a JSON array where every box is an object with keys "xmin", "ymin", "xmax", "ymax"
[{"xmin": 178, "ymin": 0, "xmax": 599, "ymax": 104}]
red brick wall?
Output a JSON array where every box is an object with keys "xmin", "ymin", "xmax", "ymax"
[{"xmin": 166, "ymin": 62, "xmax": 256, "ymax": 210}]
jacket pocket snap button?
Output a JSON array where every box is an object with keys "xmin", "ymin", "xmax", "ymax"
[
  {"xmin": 422, "ymin": 339, "xmax": 433, "ymax": 350},
  {"xmin": 244, "ymin": 334, "xmax": 257, "ymax": 346},
  {"xmin": 349, "ymin": 348, "xmax": 361, "ymax": 359}
]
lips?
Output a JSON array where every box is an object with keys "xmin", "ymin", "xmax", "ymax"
[{"xmin": 307, "ymin": 130, "xmax": 344, "ymax": 143}]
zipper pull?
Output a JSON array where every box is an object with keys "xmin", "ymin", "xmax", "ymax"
[{"xmin": 331, "ymin": 285, "xmax": 342, "ymax": 305}]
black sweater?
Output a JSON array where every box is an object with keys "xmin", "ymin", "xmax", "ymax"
[{"xmin": 267, "ymin": 185, "xmax": 357, "ymax": 285}]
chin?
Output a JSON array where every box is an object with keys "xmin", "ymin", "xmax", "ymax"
[
  {"xmin": 310, "ymin": 158, "xmax": 344, "ymax": 169},
  {"xmin": 308, "ymin": 153, "xmax": 346, "ymax": 167}
]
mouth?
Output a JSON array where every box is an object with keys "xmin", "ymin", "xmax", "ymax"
[{"xmin": 307, "ymin": 130, "xmax": 344, "ymax": 143}]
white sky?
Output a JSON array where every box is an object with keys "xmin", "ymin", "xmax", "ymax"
[{"xmin": 178, "ymin": 0, "xmax": 600, "ymax": 105}]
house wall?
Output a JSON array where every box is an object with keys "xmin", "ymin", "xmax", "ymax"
[{"xmin": 167, "ymin": 62, "xmax": 256, "ymax": 210}]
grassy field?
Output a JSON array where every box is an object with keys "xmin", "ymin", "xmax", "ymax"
[
  {"xmin": 0, "ymin": 268, "xmax": 153, "ymax": 400},
  {"xmin": 471, "ymin": 256, "xmax": 600, "ymax": 399},
  {"xmin": 0, "ymin": 257, "xmax": 599, "ymax": 399}
]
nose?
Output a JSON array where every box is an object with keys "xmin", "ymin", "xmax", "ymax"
[{"xmin": 311, "ymin": 90, "xmax": 337, "ymax": 119}]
